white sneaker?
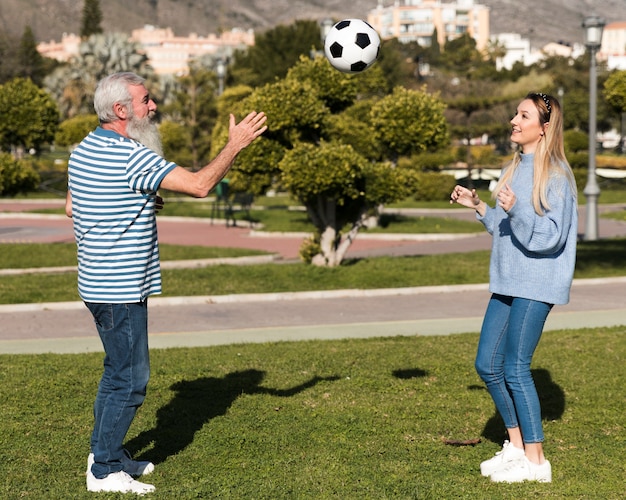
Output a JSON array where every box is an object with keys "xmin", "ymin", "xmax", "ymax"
[
  {"xmin": 86, "ymin": 470, "xmax": 155, "ymax": 495},
  {"xmin": 479, "ymin": 440, "xmax": 525, "ymax": 477},
  {"xmin": 87, "ymin": 450, "xmax": 155, "ymax": 477},
  {"xmin": 490, "ymin": 456, "xmax": 552, "ymax": 483}
]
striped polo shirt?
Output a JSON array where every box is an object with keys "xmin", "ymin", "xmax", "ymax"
[{"xmin": 68, "ymin": 127, "xmax": 177, "ymax": 303}]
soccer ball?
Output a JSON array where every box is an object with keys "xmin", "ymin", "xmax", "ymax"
[{"xmin": 324, "ymin": 19, "xmax": 381, "ymax": 74}]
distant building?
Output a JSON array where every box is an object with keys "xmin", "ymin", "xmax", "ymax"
[
  {"xmin": 490, "ymin": 33, "xmax": 533, "ymax": 71},
  {"xmin": 367, "ymin": 0, "xmax": 490, "ymax": 51},
  {"xmin": 37, "ymin": 26, "xmax": 255, "ymax": 75},
  {"xmin": 600, "ymin": 21, "xmax": 626, "ymax": 70},
  {"xmin": 131, "ymin": 25, "xmax": 254, "ymax": 75},
  {"xmin": 490, "ymin": 33, "xmax": 585, "ymax": 71},
  {"xmin": 37, "ymin": 33, "xmax": 82, "ymax": 62},
  {"xmin": 541, "ymin": 41, "xmax": 584, "ymax": 59}
]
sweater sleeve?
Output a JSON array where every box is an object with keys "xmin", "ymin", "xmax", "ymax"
[
  {"xmin": 507, "ymin": 176, "xmax": 575, "ymax": 255},
  {"xmin": 477, "ymin": 204, "xmax": 496, "ymax": 235}
]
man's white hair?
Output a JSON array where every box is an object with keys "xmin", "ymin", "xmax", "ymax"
[{"xmin": 94, "ymin": 72, "xmax": 146, "ymax": 124}]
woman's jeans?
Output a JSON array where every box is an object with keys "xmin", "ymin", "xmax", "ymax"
[
  {"xmin": 475, "ymin": 294, "xmax": 552, "ymax": 444},
  {"xmin": 85, "ymin": 301, "xmax": 150, "ymax": 479}
]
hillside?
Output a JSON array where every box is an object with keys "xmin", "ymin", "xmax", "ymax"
[{"xmin": 0, "ymin": 0, "xmax": 623, "ymax": 48}]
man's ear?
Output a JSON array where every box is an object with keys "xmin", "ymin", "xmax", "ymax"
[{"xmin": 113, "ymin": 102, "xmax": 128, "ymax": 120}]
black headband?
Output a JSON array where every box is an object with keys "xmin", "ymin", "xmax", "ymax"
[{"xmin": 535, "ymin": 92, "xmax": 552, "ymax": 116}]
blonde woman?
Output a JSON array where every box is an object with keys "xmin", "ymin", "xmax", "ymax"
[{"xmin": 450, "ymin": 92, "xmax": 577, "ymax": 483}]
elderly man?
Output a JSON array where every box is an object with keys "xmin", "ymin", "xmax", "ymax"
[{"xmin": 66, "ymin": 72, "xmax": 267, "ymax": 494}]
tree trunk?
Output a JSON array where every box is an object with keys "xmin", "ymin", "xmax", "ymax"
[
  {"xmin": 312, "ymin": 226, "xmax": 340, "ymax": 267},
  {"xmin": 311, "ymin": 206, "xmax": 369, "ymax": 267}
]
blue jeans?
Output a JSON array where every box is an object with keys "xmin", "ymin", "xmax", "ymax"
[
  {"xmin": 475, "ymin": 294, "xmax": 552, "ymax": 444},
  {"xmin": 85, "ymin": 301, "xmax": 150, "ymax": 479}
]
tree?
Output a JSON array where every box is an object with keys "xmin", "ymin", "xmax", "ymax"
[
  {"xmin": 371, "ymin": 86, "xmax": 449, "ymax": 162},
  {"xmin": 230, "ymin": 20, "xmax": 323, "ymax": 87},
  {"xmin": 44, "ymin": 33, "xmax": 153, "ymax": 119},
  {"xmin": 603, "ymin": 70, "xmax": 626, "ymax": 150},
  {"xmin": 0, "ymin": 78, "xmax": 59, "ymax": 155},
  {"xmin": 429, "ymin": 28, "xmax": 441, "ymax": 66},
  {"xmin": 55, "ymin": 114, "xmax": 99, "ymax": 147},
  {"xmin": 0, "ymin": 31, "xmax": 19, "ymax": 84},
  {"xmin": 160, "ymin": 63, "xmax": 219, "ymax": 169},
  {"xmin": 213, "ymin": 56, "xmax": 449, "ymax": 266},
  {"xmin": 0, "ymin": 28, "xmax": 57, "ymax": 86},
  {"xmin": 280, "ymin": 141, "xmax": 419, "ymax": 266},
  {"xmin": 0, "ymin": 152, "xmax": 40, "ymax": 195},
  {"xmin": 159, "ymin": 120, "xmax": 192, "ymax": 168},
  {"xmin": 604, "ymin": 70, "xmax": 626, "ymax": 113},
  {"xmin": 80, "ymin": 0, "xmax": 103, "ymax": 38},
  {"xmin": 527, "ymin": 54, "xmax": 613, "ymax": 134},
  {"xmin": 17, "ymin": 26, "xmax": 46, "ymax": 86},
  {"xmin": 446, "ymin": 93, "xmax": 505, "ymax": 183},
  {"xmin": 440, "ymin": 33, "xmax": 482, "ymax": 76},
  {"xmin": 372, "ymin": 38, "xmax": 406, "ymax": 91}
]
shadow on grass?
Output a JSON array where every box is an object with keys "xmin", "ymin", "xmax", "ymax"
[
  {"xmin": 576, "ymin": 238, "xmax": 626, "ymax": 271},
  {"xmin": 478, "ymin": 368, "xmax": 565, "ymax": 443},
  {"xmin": 126, "ymin": 369, "xmax": 339, "ymax": 465},
  {"xmin": 392, "ymin": 368, "xmax": 428, "ymax": 379}
]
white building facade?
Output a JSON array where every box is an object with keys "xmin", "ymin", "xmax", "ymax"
[{"xmin": 600, "ymin": 21, "xmax": 626, "ymax": 70}]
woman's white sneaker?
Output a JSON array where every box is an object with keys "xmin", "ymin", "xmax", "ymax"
[
  {"xmin": 479, "ymin": 440, "xmax": 525, "ymax": 476},
  {"xmin": 490, "ymin": 456, "xmax": 552, "ymax": 483},
  {"xmin": 86, "ymin": 470, "xmax": 155, "ymax": 495}
]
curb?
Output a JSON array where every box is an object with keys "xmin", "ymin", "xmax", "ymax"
[
  {"xmin": 1, "ymin": 276, "xmax": 624, "ymax": 313},
  {"xmin": 248, "ymin": 230, "xmax": 482, "ymax": 241},
  {"xmin": 0, "ymin": 254, "xmax": 282, "ymax": 276}
]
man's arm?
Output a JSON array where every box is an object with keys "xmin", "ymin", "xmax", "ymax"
[{"xmin": 160, "ymin": 111, "xmax": 267, "ymax": 198}]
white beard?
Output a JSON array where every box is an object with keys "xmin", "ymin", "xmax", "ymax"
[{"xmin": 127, "ymin": 113, "xmax": 164, "ymax": 157}]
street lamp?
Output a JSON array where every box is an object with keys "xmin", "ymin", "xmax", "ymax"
[
  {"xmin": 582, "ymin": 14, "xmax": 605, "ymax": 241},
  {"xmin": 320, "ymin": 18, "xmax": 334, "ymax": 44},
  {"xmin": 311, "ymin": 18, "xmax": 335, "ymax": 59},
  {"xmin": 216, "ymin": 58, "xmax": 226, "ymax": 96}
]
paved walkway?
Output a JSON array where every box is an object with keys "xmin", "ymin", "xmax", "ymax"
[
  {"xmin": 0, "ymin": 201, "xmax": 488, "ymax": 260},
  {"xmin": 1, "ymin": 199, "xmax": 625, "ymax": 354}
]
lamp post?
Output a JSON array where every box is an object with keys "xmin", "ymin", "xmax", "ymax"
[
  {"xmin": 582, "ymin": 15, "xmax": 605, "ymax": 241},
  {"xmin": 216, "ymin": 58, "xmax": 226, "ymax": 96},
  {"xmin": 320, "ymin": 18, "xmax": 334, "ymax": 43},
  {"xmin": 311, "ymin": 18, "xmax": 334, "ymax": 59}
]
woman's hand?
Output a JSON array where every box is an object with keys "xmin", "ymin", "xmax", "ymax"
[
  {"xmin": 450, "ymin": 185, "xmax": 486, "ymax": 216},
  {"xmin": 450, "ymin": 185, "xmax": 480, "ymax": 208},
  {"xmin": 496, "ymin": 184, "xmax": 516, "ymax": 212}
]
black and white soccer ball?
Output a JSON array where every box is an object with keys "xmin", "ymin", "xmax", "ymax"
[{"xmin": 324, "ymin": 19, "xmax": 381, "ymax": 74}]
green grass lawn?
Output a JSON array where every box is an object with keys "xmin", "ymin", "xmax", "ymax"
[
  {"xmin": 1, "ymin": 327, "xmax": 625, "ymax": 498},
  {"xmin": 0, "ymin": 238, "xmax": 625, "ymax": 304},
  {"xmin": 2, "ymin": 195, "xmax": 626, "ymax": 498},
  {"xmin": 0, "ymin": 243, "xmax": 268, "ymax": 269}
]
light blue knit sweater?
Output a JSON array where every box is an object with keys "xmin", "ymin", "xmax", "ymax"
[{"xmin": 477, "ymin": 153, "xmax": 578, "ymax": 305}]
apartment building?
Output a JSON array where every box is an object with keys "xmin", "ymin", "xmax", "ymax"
[{"xmin": 367, "ymin": 0, "xmax": 490, "ymax": 51}]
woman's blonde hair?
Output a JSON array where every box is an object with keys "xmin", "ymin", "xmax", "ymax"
[{"xmin": 493, "ymin": 92, "xmax": 576, "ymax": 215}]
